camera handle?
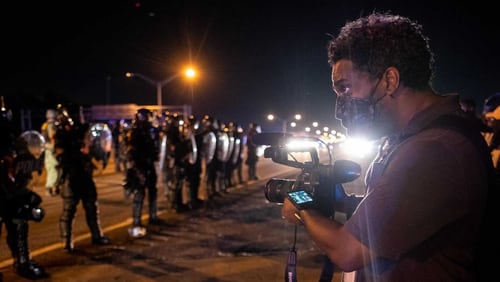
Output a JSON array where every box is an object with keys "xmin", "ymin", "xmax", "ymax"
[{"xmin": 284, "ymin": 225, "xmax": 298, "ymax": 282}]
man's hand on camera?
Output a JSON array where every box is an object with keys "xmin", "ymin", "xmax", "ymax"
[{"xmin": 282, "ymin": 198, "xmax": 303, "ymax": 225}]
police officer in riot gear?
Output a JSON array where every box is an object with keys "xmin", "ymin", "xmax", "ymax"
[
  {"xmin": 165, "ymin": 114, "xmax": 187, "ymax": 211},
  {"xmin": 225, "ymin": 121, "xmax": 244, "ymax": 187},
  {"xmin": 169, "ymin": 114, "xmax": 200, "ymax": 211},
  {"xmin": 158, "ymin": 111, "xmax": 177, "ymax": 202},
  {"xmin": 0, "ymin": 100, "xmax": 48, "ymax": 279},
  {"xmin": 202, "ymin": 116, "xmax": 221, "ymax": 198},
  {"xmin": 53, "ymin": 105, "xmax": 110, "ymax": 251},
  {"xmin": 124, "ymin": 108, "xmax": 161, "ymax": 238},
  {"xmin": 245, "ymin": 122, "xmax": 261, "ymax": 181},
  {"xmin": 185, "ymin": 114, "xmax": 202, "ymax": 209}
]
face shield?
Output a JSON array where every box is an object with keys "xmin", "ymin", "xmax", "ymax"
[{"xmin": 18, "ymin": 130, "xmax": 46, "ymax": 159}]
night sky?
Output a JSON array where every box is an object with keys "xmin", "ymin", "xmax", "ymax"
[{"xmin": 2, "ymin": 0, "xmax": 499, "ymax": 131}]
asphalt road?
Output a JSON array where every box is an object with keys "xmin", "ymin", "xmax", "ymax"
[{"xmin": 0, "ymin": 157, "xmax": 344, "ymax": 282}]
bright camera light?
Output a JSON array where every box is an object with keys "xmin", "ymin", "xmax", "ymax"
[{"xmin": 339, "ymin": 138, "xmax": 376, "ymax": 158}]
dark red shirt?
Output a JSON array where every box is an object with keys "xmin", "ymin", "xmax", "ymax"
[{"xmin": 345, "ymin": 94, "xmax": 489, "ymax": 281}]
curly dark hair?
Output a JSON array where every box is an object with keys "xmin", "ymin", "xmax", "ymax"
[{"xmin": 327, "ymin": 12, "xmax": 435, "ymax": 90}]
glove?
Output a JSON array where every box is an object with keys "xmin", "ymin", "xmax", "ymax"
[{"xmin": 15, "ymin": 191, "xmax": 45, "ymax": 222}]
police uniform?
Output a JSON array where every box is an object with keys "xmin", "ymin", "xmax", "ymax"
[
  {"xmin": 53, "ymin": 105, "xmax": 110, "ymax": 251},
  {"xmin": 124, "ymin": 108, "xmax": 161, "ymax": 238},
  {"xmin": 0, "ymin": 105, "xmax": 47, "ymax": 279}
]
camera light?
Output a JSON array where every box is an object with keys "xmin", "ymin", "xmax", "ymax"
[
  {"xmin": 285, "ymin": 139, "xmax": 317, "ymax": 150},
  {"xmin": 339, "ymin": 138, "xmax": 375, "ymax": 158}
]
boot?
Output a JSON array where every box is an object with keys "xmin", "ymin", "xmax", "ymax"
[
  {"xmin": 148, "ymin": 195, "xmax": 160, "ymax": 224},
  {"xmin": 89, "ymin": 225, "xmax": 110, "ymax": 245},
  {"xmin": 216, "ymin": 173, "xmax": 227, "ymax": 194},
  {"xmin": 13, "ymin": 222, "xmax": 48, "ymax": 279},
  {"xmin": 60, "ymin": 220, "xmax": 74, "ymax": 252},
  {"xmin": 14, "ymin": 260, "xmax": 47, "ymax": 280},
  {"xmin": 129, "ymin": 199, "xmax": 147, "ymax": 238},
  {"xmin": 91, "ymin": 235, "xmax": 110, "ymax": 245},
  {"xmin": 60, "ymin": 198, "xmax": 77, "ymax": 252},
  {"xmin": 87, "ymin": 212, "xmax": 110, "ymax": 246},
  {"xmin": 132, "ymin": 199, "xmax": 143, "ymax": 227},
  {"xmin": 128, "ymin": 226, "xmax": 147, "ymax": 238}
]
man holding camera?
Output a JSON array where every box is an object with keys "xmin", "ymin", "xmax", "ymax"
[{"xmin": 282, "ymin": 13, "xmax": 495, "ymax": 281}]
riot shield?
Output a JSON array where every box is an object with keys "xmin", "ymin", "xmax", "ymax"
[
  {"xmin": 186, "ymin": 130, "xmax": 198, "ymax": 165},
  {"xmin": 230, "ymin": 137, "xmax": 242, "ymax": 165},
  {"xmin": 225, "ymin": 135, "xmax": 235, "ymax": 163},
  {"xmin": 89, "ymin": 123, "xmax": 112, "ymax": 169},
  {"xmin": 202, "ymin": 131, "xmax": 217, "ymax": 164},
  {"xmin": 216, "ymin": 131, "xmax": 230, "ymax": 162},
  {"xmin": 158, "ymin": 133, "xmax": 167, "ymax": 171}
]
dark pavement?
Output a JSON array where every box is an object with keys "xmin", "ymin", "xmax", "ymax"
[{"xmin": 0, "ymin": 163, "xmax": 342, "ymax": 282}]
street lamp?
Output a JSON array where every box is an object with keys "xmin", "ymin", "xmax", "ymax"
[
  {"xmin": 266, "ymin": 113, "xmax": 302, "ymax": 133},
  {"xmin": 266, "ymin": 114, "xmax": 286, "ymax": 132},
  {"xmin": 125, "ymin": 67, "xmax": 196, "ymax": 111}
]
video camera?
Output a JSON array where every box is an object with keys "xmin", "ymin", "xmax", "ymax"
[{"xmin": 253, "ymin": 133, "xmax": 364, "ymax": 217}]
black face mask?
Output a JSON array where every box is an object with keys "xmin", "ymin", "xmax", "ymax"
[{"xmin": 335, "ymin": 79, "xmax": 390, "ymax": 140}]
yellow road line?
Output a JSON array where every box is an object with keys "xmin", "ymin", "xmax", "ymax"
[{"xmin": 0, "ymin": 211, "xmax": 163, "ymax": 268}]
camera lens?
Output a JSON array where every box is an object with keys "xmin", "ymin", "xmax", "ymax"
[{"xmin": 264, "ymin": 178, "xmax": 295, "ymax": 203}]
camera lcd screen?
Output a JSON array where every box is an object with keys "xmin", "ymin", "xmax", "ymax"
[
  {"xmin": 287, "ymin": 190, "xmax": 315, "ymax": 210},
  {"xmin": 288, "ymin": 190, "xmax": 314, "ymax": 204}
]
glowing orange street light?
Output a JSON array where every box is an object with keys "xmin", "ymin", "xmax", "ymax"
[{"xmin": 185, "ymin": 67, "xmax": 196, "ymax": 79}]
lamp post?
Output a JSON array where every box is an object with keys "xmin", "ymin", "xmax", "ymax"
[
  {"xmin": 125, "ymin": 67, "xmax": 196, "ymax": 111},
  {"xmin": 266, "ymin": 113, "xmax": 302, "ymax": 133},
  {"xmin": 267, "ymin": 114, "xmax": 286, "ymax": 132},
  {"xmin": 105, "ymin": 75, "xmax": 111, "ymax": 105}
]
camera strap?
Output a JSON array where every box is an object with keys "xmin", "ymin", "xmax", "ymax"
[
  {"xmin": 318, "ymin": 256, "xmax": 335, "ymax": 282},
  {"xmin": 284, "ymin": 225, "xmax": 298, "ymax": 282}
]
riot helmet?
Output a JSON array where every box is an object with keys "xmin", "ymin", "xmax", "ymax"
[
  {"xmin": 202, "ymin": 114, "xmax": 212, "ymax": 124},
  {"xmin": 212, "ymin": 118, "xmax": 220, "ymax": 131},
  {"xmin": 237, "ymin": 124, "xmax": 244, "ymax": 134},
  {"xmin": 188, "ymin": 114, "xmax": 201, "ymax": 132},
  {"xmin": 174, "ymin": 113, "xmax": 185, "ymax": 126},
  {"xmin": 227, "ymin": 121, "xmax": 236, "ymax": 132},
  {"xmin": 248, "ymin": 122, "xmax": 261, "ymax": 133},
  {"xmin": 17, "ymin": 130, "xmax": 46, "ymax": 159},
  {"xmin": 135, "ymin": 108, "xmax": 153, "ymax": 124}
]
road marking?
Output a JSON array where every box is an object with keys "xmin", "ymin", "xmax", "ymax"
[{"xmin": 0, "ymin": 212, "xmax": 163, "ymax": 268}]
